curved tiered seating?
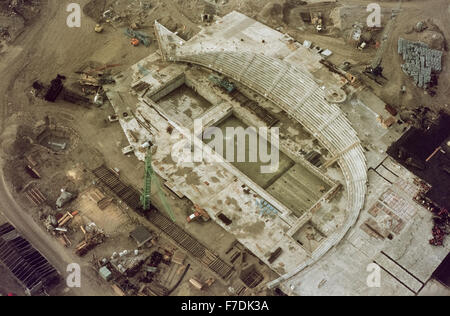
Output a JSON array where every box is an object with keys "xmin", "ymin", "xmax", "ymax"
[{"xmin": 162, "ymin": 42, "xmax": 367, "ymax": 285}]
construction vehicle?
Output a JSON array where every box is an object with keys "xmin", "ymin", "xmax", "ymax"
[
  {"xmin": 94, "ymin": 89, "xmax": 104, "ymax": 106},
  {"xmin": 141, "ymin": 143, "xmax": 176, "ymax": 222},
  {"xmin": 108, "ymin": 114, "xmax": 119, "ymax": 123},
  {"xmin": 131, "ymin": 38, "xmax": 140, "ymax": 47},
  {"xmin": 209, "ymin": 75, "xmax": 236, "ymax": 93},
  {"xmin": 358, "ymin": 42, "xmax": 367, "ymax": 51},
  {"xmin": 186, "ymin": 204, "xmax": 210, "ymax": 223},
  {"xmin": 124, "ymin": 28, "xmax": 151, "ymax": 47},
  {"xmin": 75, "ymin": 223, "xmax": 105, "ymax": 257}
]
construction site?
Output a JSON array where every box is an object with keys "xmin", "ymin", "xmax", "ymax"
[{"xmin": 0, "ymin": 0, "xmax": 449, "ymax": 298}]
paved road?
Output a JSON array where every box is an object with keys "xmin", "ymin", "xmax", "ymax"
[{"xmin": 0, "ymin": 1, "xmax": 113, "ymax": 296}]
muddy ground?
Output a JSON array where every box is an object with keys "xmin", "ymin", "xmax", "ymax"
[{"xmin": 0, "ymin": 213, "xmax": 26, "ymax": 296}]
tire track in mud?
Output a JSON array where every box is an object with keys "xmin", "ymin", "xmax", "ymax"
[{"xmin": 0, "ymin": 0, "xmax": 60, "ymax": 132}]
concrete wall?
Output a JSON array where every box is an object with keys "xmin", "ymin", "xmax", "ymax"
[{"xmin": 149, "ymin": 74, "xmax": 186, "ymax": 102}]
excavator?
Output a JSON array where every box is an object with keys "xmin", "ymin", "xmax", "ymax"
[{"xmin": 186, "ymin": 205, "xmax": 210, "ymax": 223}]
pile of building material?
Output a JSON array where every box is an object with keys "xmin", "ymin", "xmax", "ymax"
[
  {"xmin": 88, "ymin": 188, "xmax": 114, "ymax": 210},
  {"xmin": 172, "ymin": 251, "xmax": 186, "ymax": 265},
  {"xmin": 57, "ymin": 234, "xmax": 72, "ymax": 248},
  {"xmin": 209, "ymin": 75, "xmax": 236, "ymax": 93},
  {"xmin": 109, "ymin": 249, "xmax": 148, "ymax": 276},
  {"xmin": 145, "ymin": 282, "xmax": 169, "ymax": 296},
  {"xmin": 57, "ymin": 210, "xmax": 78, "ymax": 228},
  {"xmin": 23, "ymin": 153, "xmax": 41, "ymax": 180},
  {"xmin": 52, "ymin": 211, "xmax": 79, "ymax": 247},
  {"xmin": 43, "ymin": 210, "xmax": 78, "ymax": 234},
  {"xmin": 75, "ymin": 223, "xmax": 105, "ymax": 256},
  {"xmin": 112, "ymin": 277, "xmax": 139, "ymax": 296},
  {"xmin": 414, "ymin": 21, "xmax": 427, "ymax": 33},
  {"xmin": 78, "ymin": 73, "xmax": 115, "ymax": 87},
  {"xmin": 186, "ymin": 205, "xmax": 211, "ymax": 223},
  {"xmin": 189, "ymin": 277, "xmax": 216, "ymax": 291},
  {"xmin": 398, "ymin": 38, "xmax": 443, "ymax": 88}
]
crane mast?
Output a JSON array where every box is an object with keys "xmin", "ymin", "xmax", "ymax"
[{"xmin": 141, "ymin": 146, "xmax": 176, "ymax": 222}]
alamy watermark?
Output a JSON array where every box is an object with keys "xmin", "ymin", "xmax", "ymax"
[
  {"xmin": 66, "ymin": 2, "xmax": 382, "ymax": 29},
  {"xmin": 170, "ymin": 119, "xmax": 280, "ymax": 174},
  {"xmin": 367, "ymin": 3, "xmax": 382, "ymax": 28},
  {"xmin": 366, "ymin": 263, "xmax": 381, "ymax": 288},
  {"xmin": 66, "ymin": 3, "xmax": 81, "ymax": 28}
]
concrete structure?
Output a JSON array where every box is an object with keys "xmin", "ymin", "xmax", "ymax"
[
  {"xmin": 107, "ymin": 11, "xmax": 366, "ymax": 277},
  {"xmin": 154, "ymin": 12, "xmax": 367, "ymax": 285},
  {"xmin": 105, "ymin": 12, "xmax": 449, "ymax": 295}
]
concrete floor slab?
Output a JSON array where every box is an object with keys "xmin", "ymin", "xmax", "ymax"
[
  {"xmin": 103, "ymin": 11, "xmax": 449, "ymax": 296},
  {"xmin": 158, "ymin": 84, "xmax": 213, "ymax": 127},
  {"xmin": 267, "ymin": 164, "xmax": 331, "ymax": 217}
]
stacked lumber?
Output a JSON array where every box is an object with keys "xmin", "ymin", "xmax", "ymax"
[
  {"xmin": 25, "ymin": 187, "xmax": 46, "ymax": 206},
  {"xmin": 58, "ymin": 211, "xmax": 79, "ymax": 228}
]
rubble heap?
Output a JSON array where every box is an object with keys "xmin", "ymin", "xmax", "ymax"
[
  {"xmin": 398, "ymin": 38, "xmax": 443, "ymax": 88},
  {"xmin": 415, "ymin": 189, "xmax": 449, "ymax": 246},
  {"xmin": 429, "ymin": 208, "xmax": 449, "ymax": 247}
]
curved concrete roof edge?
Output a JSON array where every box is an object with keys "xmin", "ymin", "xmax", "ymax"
[{"xmin": 155, "ymin": 24, "xmax": 368, "ymax": 288}]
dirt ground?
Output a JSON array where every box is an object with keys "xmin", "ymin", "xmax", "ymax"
[{"xmin": 0, "ymin": 0, "xmax": 448, "ymax": 296}]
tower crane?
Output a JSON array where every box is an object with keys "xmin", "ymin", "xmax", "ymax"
[{"xmin": 141, "ymin": 143, "xmax": 176, "ymax": 222}]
